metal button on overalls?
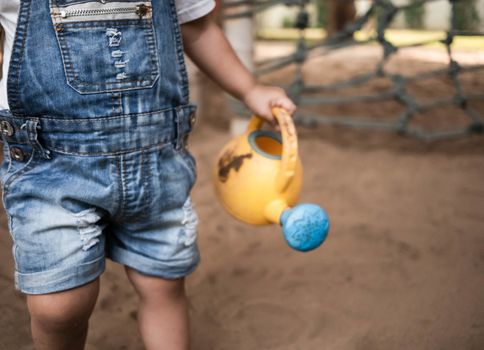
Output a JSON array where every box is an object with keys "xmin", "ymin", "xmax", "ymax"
[
  {"xmin": 10, "ymin": 147, "xmax": 26, "ymax": 162},
  {"xmin": 0, "ymin": 120, "xmax": 14, "ymax": 137}
]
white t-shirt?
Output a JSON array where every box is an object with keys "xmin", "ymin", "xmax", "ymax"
[{"xmin": 0, "ymin": 0, "xmax": 215, "ymax": 110}]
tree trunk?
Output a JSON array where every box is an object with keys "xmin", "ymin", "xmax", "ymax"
[{"xmin": 327, "ymin": 0, "xmax": 356, "ymax": 37}]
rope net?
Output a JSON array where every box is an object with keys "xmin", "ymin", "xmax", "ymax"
[{"xmin": 222, "ymin": 0, "xmax": 484, "ymax": 141}]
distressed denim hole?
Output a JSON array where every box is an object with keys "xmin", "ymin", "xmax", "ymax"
[
  {"xmin": 73, "ymin": 208, "xmax": 105, "ymax": 251},
  {"xmin": 180, "ymin": 197, "xmax": 198, "ymax": 247},
  {"xmin": 106, "ymin": 28, "xmax": 122, "ymax": 47}
]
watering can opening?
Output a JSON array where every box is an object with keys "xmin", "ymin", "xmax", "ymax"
[{"xmin": 248, "ymin": 130, "xmax": 283, "ymax": 160}]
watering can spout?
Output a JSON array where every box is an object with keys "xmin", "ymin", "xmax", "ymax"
[
  {"xmin": 280, "ymin": 204, "xmax": 329, "ymax": 252},
  {"xmin": 265, "ymin": 200, "xmax": 330, "ymax": 252}
]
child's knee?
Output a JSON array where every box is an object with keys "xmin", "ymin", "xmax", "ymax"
[
  {"xmin": 26, "ymin": 278, "xmax": 100, "ymax": 332},
  {"xmin": 125, "ymin": 266, "xmax": 185, "ymax": 302}
]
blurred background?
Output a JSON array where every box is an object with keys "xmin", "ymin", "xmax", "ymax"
[{"xmin": 1, "ymin": 0, "xmax": 484, "ymax": 349}]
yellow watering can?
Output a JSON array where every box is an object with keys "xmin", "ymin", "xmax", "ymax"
[{"xmin": 213, "ymin": 107, "xmax": 329, "ymax": 252}]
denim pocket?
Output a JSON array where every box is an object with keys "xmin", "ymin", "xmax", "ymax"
[
  {"xmin": 180, "ymin": 148, "xmax": 197, "ymax": 178},
  {"xmin": 49, "ymin": 0, "xmax": 160, "ymax": 94},
  {"xmin": 174, "ymin": 146, "xmax": 197, "ymax": 188}
]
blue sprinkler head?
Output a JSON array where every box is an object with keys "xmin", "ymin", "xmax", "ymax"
[{"xmin": 280, "ymin": 204, "xmax": 330, "ymax": 252}]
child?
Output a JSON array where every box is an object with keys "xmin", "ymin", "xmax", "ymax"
[{"xmin": 0, "ymin": 1, "xmax": 295, "ymax": 349}]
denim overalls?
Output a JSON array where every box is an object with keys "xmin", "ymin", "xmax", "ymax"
[{"xmin": 0, "ymin": 0, "xmax": 199, "ymax": 294}]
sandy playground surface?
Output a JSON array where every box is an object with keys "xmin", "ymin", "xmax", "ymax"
[{"xmin": 0, "ymin": 44, "xmax": 483, "ymax": 349}]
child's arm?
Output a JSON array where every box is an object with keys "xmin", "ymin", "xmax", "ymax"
[{"xmin": 181, "ymin": 15, "xmax": 296, "ymax": 127}]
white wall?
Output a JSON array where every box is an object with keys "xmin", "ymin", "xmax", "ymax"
[
  {"xmin": 478, "ymin": 0, "xmax": 484, "ymax": 30},
  {"xmin": 391, "ymin": 1, "xmax": 450, "ymax": 30},
  {"xmin": 423, "ymin": 2, "xmax": 451, "ymax": 30},
  {"xmin": 255, "ymin": 3, "xmax": 318, "ymax": 29},
  {"xmin": 355, "ymin": 0, "xmax": 372, "ymax": 16},
  {"xmin": 256, "ymin": 5, "xmax": 298, "ymax": 29}
]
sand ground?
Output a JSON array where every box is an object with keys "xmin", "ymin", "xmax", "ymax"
[{"xmin": 0, "ymin": 44, "xmax": 483, "ymax": 349}]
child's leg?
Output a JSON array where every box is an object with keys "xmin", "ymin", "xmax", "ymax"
[
  {"xmin": 26, "ymin": 278, "xmax": 100, "ymax": 350},
  {"xmin": 125, "ymin": 267, "xmax": 189, "ymax": 350}
]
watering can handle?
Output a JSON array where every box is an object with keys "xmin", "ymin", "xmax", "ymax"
[{"xmin": 247, "ymin": 107, "xmax": 298, "ymax": 193}]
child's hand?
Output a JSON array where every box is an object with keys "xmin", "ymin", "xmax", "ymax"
[{"xmin": 242, "ymin": 85, "xmax": 296, "ymax": 128}]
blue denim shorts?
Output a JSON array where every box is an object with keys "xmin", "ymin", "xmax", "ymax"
[{"xmin": 0, "ymin": 106, "xmax": 200, "ymax": 295}]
